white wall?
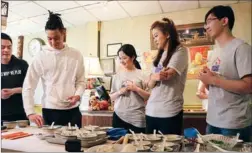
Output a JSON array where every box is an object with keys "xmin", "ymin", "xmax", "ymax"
[{"xmin": 100, "ymin": 2, "xmax": 251, "ymax": 60}]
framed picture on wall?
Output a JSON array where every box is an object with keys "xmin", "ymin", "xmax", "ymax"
[
  {"xmin": 176, "ymin": 22, "xmax": 215, "ymax": 47},
  {"xmin": 187, "ymin": 45, "xmax": 213, "ymax": 79},
  {"xmin": 107, "ymin": 43, "xmax": 122, "ymax": 57},
  {"xmin": 100, "ymin": 76, "xmax": 112, "ymax": 91},
  {"xmin": 100, "ymin": 58, "xmax": 115, "ymax": 75},
  {"xmin": 150, "ymin": 23, "xmax": 215, "ymax": 49}
]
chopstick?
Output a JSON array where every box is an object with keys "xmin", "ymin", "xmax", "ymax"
[{"xmin": 50, "ymin": 122, "xmax": 55, "ymax": 129}]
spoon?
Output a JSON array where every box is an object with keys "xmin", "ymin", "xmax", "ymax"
[{"xmin": 50, "ymin": 122, "xmax": 55, "ymax": 129}]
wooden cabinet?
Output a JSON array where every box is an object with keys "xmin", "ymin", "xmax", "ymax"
[
  {"xmin": 82, "ymin": 111, "xmax": 113, "ymax": 127},
  {"xmin": 81, "ymin": 111, "xmax": 207, "ymax": 134},
  {"xmin": 183, "ymin": 112, "xmax": 207, "ymax": 134}
]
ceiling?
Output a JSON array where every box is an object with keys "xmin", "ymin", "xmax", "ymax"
[{"xmin": 3, "ymin": 0, "xmax": 246, "ymax": 37}]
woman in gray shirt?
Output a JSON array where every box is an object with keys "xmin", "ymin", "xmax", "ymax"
[
  {"xmin": 146, "ymin": 18, "xmax": 188, "ymax": 135},
  {"xmin": 110, "ymin": 44, "xmax": 150, "ymax": 133}
]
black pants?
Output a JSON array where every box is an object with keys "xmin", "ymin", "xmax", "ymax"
[
  {"xmin": 112, "ymin": 112, "xmax": 145, "ymax": 133},
  {"xmin": 42, "ymin": 107, "xmax": 82, "ymax": 128},
  {"xmin": 1, "ymin": 113, "xmax": 29, "ymax": 125},
  {"xmin": 146, "ymin": 110, "xmax": 183, "ymax": 135}
]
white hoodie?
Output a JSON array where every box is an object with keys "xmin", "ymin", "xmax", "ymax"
[{"xmin": 22, "ymin": 44, "xmax": 85, "ymax": 116}]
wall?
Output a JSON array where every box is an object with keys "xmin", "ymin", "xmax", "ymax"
[
  {"xmin": 99, "ymin": 2, "xmax": 251, "ymax": 106},
  {"xmin": 100, "ymin": 2, "xmax": 251, "ymax": 60},
  {"xmin": 19, "ymin": 22, "xmax": 98, "ymax": 64},
  {"xmin": 10, "ymin": 2, "xmax": 251, "ymax": 107}
]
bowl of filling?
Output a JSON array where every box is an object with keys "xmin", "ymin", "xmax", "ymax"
[
  {"xmin": 42, "ymin": 125, "xmax": 61, "ymax": 134},
  {"xmin": 3, "ymin": 121, "xmax": 17, "ymax": 129},
  {"xmin": 16, "ymin": 120, "xmax": 29, "ymax": 128}
]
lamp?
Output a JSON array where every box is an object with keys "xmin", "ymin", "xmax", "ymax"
[
  {"xmin": 84, "ymin": 56, "xmax": 105, "ymax": 89},
  {"xmin": 84, "ymin": 57, "xmax": 104, "ymax": 78}
]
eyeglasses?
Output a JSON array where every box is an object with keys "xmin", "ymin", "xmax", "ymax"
[{"xmin": 204, "ymin": 17, "xmax": 218, "ymax": 26}]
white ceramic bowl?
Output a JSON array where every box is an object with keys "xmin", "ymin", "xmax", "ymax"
[{"xmin": 42, "ymin": 126, "xmax": 61, "ymax": 134}]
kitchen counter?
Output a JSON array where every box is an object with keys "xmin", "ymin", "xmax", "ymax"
[
  {"xmin": 1, "ymin": 127, "xmax": 66, "ymax": 152},
  {"xmin": 1, "ymin": 127, "xmax": 112, "ymax": 152}
]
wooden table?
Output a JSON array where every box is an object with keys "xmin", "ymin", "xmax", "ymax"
[
  {"xmin": 1, "ymin": 127, "xmax": 66, "ymax": 152},
  {"xmin": 1, "ymin": 127, "xmax": 112, "ymax": 152}
]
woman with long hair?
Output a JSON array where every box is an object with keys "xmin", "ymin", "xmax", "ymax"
[
  {"xmin": 109, "ymin": 44, "xmax": 150, "ymax": 133},
  {"xmin": 146, "ymin": 18, "xmax": 188, "ymax": 135}
]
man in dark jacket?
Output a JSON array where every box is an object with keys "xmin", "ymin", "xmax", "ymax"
[{"xmin": 1, "ymin": 33, "xmax": 29, "ymax": 123}]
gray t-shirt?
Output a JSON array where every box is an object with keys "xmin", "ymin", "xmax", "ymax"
[
  {"xmin": 207, "ymin": 38, "xmax": 252, "ymax": 129},
  {"xmin": 146, "ymin": 46, "xmax": 188, "ymax": 118},
  {"xmin": 111, "ymin": 69, "xmax": 147, "ymax": 128}
]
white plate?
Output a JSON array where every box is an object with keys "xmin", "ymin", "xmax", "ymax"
[
  {"xmin": 163, "ymin": 134, "xmax": 183, "ymax": 141},
  {"xmin": 128, "ymin": 134, "xmax": 162, "ymax": 141},
  {"xmin": 151, "ymin": 145, "xmax": 173, "ymax": 152},
  {"xmin": 43, "ymin": 125, "xmax": 62, "ymax": 129},
  {"xmin": 145, "ymin": 135, "xmax": 162, "ymax": 141},
  {"xmin": 154, "ymin": 142, "xmax": 176, "ymax": 147},
  {"xmin": 45, "ymin": 137, "xmax": 67, "ymax": 145},
  {"xmin": 77, "ymin": 133, "xmax": 97, "ymax": 140},
  {"xmin": 86, "ymin": 144, "xmax": 123, "ymax": 152},
  {"xmin": 84, "ymin": 125, "xmax": 100, "ymax": 131},
  {"xmin": 99, "ymin": 127, "xmax": 113, "ymax": 131},
  {"xmin": 132, "ymin": 140, "xmax": 151, "ymax": 146},
  {"xmin": 35, "ymin": 133, "xmax": 54, "ymax": 140}
]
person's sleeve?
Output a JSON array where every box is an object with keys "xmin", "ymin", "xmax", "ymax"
[
  {"xmin": 141, "ymin": 71, "xmax": 150, "ymax": 90},
  {"xmin": 74, "ymin": 53, "xmax": 86, "ymax": 97},
  {"xmin": 110, "ymin": 75, "xmax": 117, "ymax": 94},
  {"xmin": 235, "ymin": 43, "xmax": 252, "ymax": 79},
  {"xmin": 22, "ymin": 58, "xmax": 43, "ymax": 116},
  {"xmin": 21, "ymin": 60, "xmax": 29, "ymax": 86},
  {"xmin": 167, "ymin": 46, "xmax": 189, "ymax": 75}
]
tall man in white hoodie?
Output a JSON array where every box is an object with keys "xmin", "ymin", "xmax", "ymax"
[{"xmin": 22, "ymin": 11, "xmax": 85, "ymax": 128}]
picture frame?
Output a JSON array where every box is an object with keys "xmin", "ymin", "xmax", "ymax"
[
  {"xmin": 150, "ymin": 23, "xmax": 215, "ymax": 49},
  {"xmin": 100, "ymin": 76, "xmax": 112, "ymax": 91},
  {"xmin": 187, "ymin": 45, "xmax": 213, "ymax": 80},
  {"xmin": 107, "ymin": 43, "xmax": 122, "ymax": 57},
  {"xmin": 176, "ymin": 22, "xmax": 215, "ymax": 47},
  {"xmin": 1, "ymin": 1, "xmax": 9, "ymax": 17},
  {"xmin": 100, "ymin": 58, "xmax": 115, "ymax": 75}
]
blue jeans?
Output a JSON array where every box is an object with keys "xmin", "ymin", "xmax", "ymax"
[{"xmin": 206, "ymin": 124, "xmax": 252, "ymax": 142}]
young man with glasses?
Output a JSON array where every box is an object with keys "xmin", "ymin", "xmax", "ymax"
[{"xmin": 199, "ymin": 5, "xmax": 252, "ymax": 142}]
